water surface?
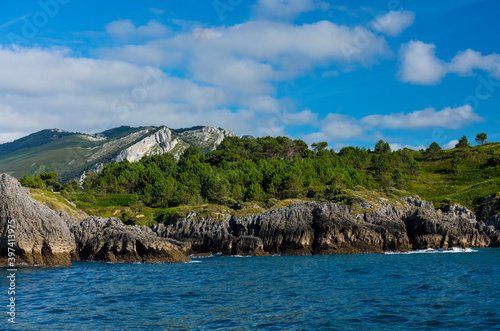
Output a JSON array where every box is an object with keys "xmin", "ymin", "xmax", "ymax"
[{"xmin": 1, "ymin": 248, "xmax": 499, "ymax": 330}]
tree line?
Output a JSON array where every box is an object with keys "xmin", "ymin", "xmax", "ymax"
[{"xmin": 19, "ymin": 132, "xmax": 494, "ymax": 209}]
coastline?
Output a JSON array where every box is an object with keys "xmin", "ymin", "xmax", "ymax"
[{"xmin": 1, "ymin": 173, "xmax": 499, "ymax": 267}]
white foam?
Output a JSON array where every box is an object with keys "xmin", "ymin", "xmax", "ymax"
[{"xmin": 385, "ymin": 247, "xmax": 478, "ymax": 255}]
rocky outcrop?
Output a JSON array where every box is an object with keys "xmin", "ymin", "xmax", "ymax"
[
  {"xmin": 0, "ymin": 174, "xmax": 188, "ymax": 266},
  {"xmin": 112, "ymin": 127, "xmax": 182, "ymax": 163},
  {"xmin": 0, "ymin": 174, "xmax": 76, "ymax": 266},
  {"xmin": 156, "ymin": 202, "xmax": 413, "ymax": 256},
  {"xmin": 477, "ymin": 195, "xmax": 500, "ymax": 246},
  {"xmin": 156, "ymin": 196, "xmax": 493, "ymax": 256},
  {"xmin": 404, "ymin": 202, "xmax": 490, "ymax": 249},
  {"xmin": 482, "ymin": 215, "xmax": 500, "ymax": 247},
  {"xmin": 177, "ymin": 126, "xmax": 235, "ymax": 153},
  {"xmin": 70, "ymin": 217, "xmax": 188, "ymax": 263}
]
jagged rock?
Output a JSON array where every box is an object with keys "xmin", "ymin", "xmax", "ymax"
[
  {"xmin": 70, "ymin": 217, "xmax": 188, "ymax": 263},
  {"xmin": 177, "ymin": 126, "xmax": 235, "ymax": 152},
  {"xmin": 483, "ymin": 215, "xmax": 500, "ymax": 247},
  {"xmin": 1, "ymin": 172, "xmax": 496, "ymax": 265},
  {"xmin": 232, "ymin": 236, "xmax": 266, "ymax": 256},
  {"xmin": 0, "ymin": 174, "xmax": 188, "ymax": 266},
  {"xmin": 157, "ymin": 196, "xmax": 494, "ymax": 256},
  {"xmin": 155, "ymin": 216, "xmax": 234, "ymax": 254},
  {"xmin": 157, "ymin": 202, "xmax": 413, "ymax": 256},
  {"xmin": 0, "ymin": 174, "xmax": 76, "ymax": 266},
  {"xmin": 112, "ymin": 127, "xmax": 180, "ymax": 163},
  {"xmin": 404, "ymin": 203, "xmax": 490, "ymax": 249},
  {"xmin": 318, "ymin": 203, "xmax": 412, "ymax": 253}
]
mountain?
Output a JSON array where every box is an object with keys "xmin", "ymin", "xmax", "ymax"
[{"xmin": 0, "ymin": 125, "xmax": 235, "ymax": 183}]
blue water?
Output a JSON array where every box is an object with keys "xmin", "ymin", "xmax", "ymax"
[{"xmin": 1, "ymin": 248, "xmax": 500, "ymax": 330}]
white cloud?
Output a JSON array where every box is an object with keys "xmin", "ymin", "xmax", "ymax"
[
  {"xmin": 0, "ymin": 46, "xmax": 317, "ymax": 143},
  {"xmin": 369, "ymin": 10, "xmax": 415, "ymax": 36},
  {"xmin": 398, "ymin": 41, "xmax": 447, "ymax": 84},
  {"xmin": 443, "ymin": 140, "xmax": 459, "ymax": 150},
  {"xmin": 106, "ymin": 19, "xmax": 169, "ymax": 39},
  {"xmin": 304, "ymin": 114, "xmax": 364, "ymax": 143},
  {"xmin": 303, "ymin": 105, "xmax": 482, "ymax": 144},
  {"xmin": 448, "ymin": 49, "xmax": 500, "ymax": 77},
  {"xmin": 361, "ymin": 105, "xmax": 483, "ymax": 129},
  {"xmin": 102, "ymin": 20, "xmax": 391, "ymax": 96},
  {"xmin": 389, "ymin": 143, "xmax": 426, "ymax": 151},
  {"xmin": 254, "ymin": 0, "xmax": 329, "ymax": 19},
  {"xmin": 0, "ymin": 15, "xmax": 394, "ymax": 143},
  {"xmin": 398, "ymin": 41, "xmax": 500, "ymax": 84}
]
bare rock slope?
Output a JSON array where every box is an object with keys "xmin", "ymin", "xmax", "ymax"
[
  {"xmin": 0, "ymin": 174, "xmax": 188, "ymax": 266},
  {"xmin": 0, "ymin": 174, "xmax": 75, "ymax": 266}
]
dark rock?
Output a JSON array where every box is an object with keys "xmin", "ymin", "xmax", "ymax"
[
  {"xmin": 70, "ymin": 217, "xmax": 188, "ymax": 263},
  {"xmin": 0, "ymin": 174, "xmax": 76, "ymax": 266},
  {"xmin": 404, "ymin": 202, "xmax": 490, "ymax": 249},
  {"xmin": 158, "ymin": 195, "xmax": 493, "ymax": 256},
  {"xmin": 0, "ymin": 174, "xmax": 188, "ymax": 266},
  {"xmin": 484, "ymin": 215, "xmax": 500, "ymax": 247}
]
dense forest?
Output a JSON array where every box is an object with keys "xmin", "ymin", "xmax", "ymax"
[{"xmin": 19, "ymin": 134, "xmax": 500, "ymax": 224}]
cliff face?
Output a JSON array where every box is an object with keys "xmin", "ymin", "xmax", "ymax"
[
  {"xmin": 156, "ymin": 196, "xmax": 493, "ymax": 256},
  {"xmin": 404, "ymin": 203, "xmax": 490, "ymax": 249},
  {"xmin": 112, "ymin": 127, "xmax": 184, "ymax": 163},
  {"xmin": 0, "ymin": 174, "xmax": 76, "ymax": 266},
  {"xmin": 70, "ymin": 217, "xmax": 188, "ymax": 263},
  {"xmin": 0, "ymin": 174, "xmax": 188, "ymax": 266}
]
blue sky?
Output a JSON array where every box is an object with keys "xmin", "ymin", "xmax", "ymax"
[{"xmin": 0, "ymin": 0, "xmax": 499, "ymax": 150}]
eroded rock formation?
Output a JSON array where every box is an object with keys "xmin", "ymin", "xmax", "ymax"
[
  {"xmin": 0, "ymin": 174, "xmax": 188, "ymax": 266},
  {"xmin": 156, "ymin": 196, "xmax": 493, "ymax": 256},
  {"xmin": 0, "ymin": 174, "xmax": 76, "ymax": 266}
]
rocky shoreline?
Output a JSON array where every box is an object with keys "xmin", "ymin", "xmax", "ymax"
[{"xmin": 1, "ymin": 174, "xmax": 499, "ymax": 266}]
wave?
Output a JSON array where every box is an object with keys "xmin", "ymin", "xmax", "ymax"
[{"xmin": 385, "ymin": 247, "xmax": 478, "ymax": 255}]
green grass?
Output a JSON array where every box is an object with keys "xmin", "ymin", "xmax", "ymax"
[
  {"xmin": 30, "ymin": 189, "xmax": 87, "ymax": 220},
  {"xmin": 405, "ymin": 143, "xmax": 500, "ymax": 211}
]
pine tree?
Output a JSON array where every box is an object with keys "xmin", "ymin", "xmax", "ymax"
[
  {"xmin": 475, "ymin": 132, "xmax": 487, "ymax": 146},
  {"xmin": 455, "ymin": 135, "xmax": 470, "ymax": 149}
]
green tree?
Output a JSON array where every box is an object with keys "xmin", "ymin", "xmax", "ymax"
[
  {"xmin": 311, "ymin": 142, "xmax": 328, "ymax": 152},
  {"xmin": 475, "ymin": 132, "xmax": 487, "ymax": 146},
  {"xmin": 455, "ymin": 135, "xmax": 470, "ymax": 149},
  {"xmin": 426, "ymin": 142, "xmax": 442, "ymax": 159},
  {"xmin": 374, "ymin": 140, "xmax": 391, "ymax": 154}
]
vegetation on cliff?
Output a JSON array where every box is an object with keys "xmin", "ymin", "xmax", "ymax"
[{"xmin": 18, "ymin": 135, "xmax": 500, "ymax": 225}]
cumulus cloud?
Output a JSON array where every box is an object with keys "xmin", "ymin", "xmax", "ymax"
[
  {"xmin": 361, "ymin": 105, "xmax": 483, "ymax": 129},
  {"xmin": 397, "ymin": 41, "xmax": 447, "ymax": 84},
  {"xmin": 304, "ymin": 114, "xmax": 364, "ymax": 143},
  {"xmin": 398, "ymin": 41, "xmax": 500, "ymax": 84},
  {"xmin": 102, "ymin": 20, "xmax": 392, "ymax": 96},
  {"xmin": 0, "ymin": 46, "xmax": 315, "ymax": 143},
  {"xmin": 0, "ymin": 13, "xmax": 395, "ymax": 143},
  {"xmin": 106, "ymin": 19, "xmax": 169, "ymax": 39},
  {"xmin": 304, "ymin": 105, "xmax": 482, "ymax": 144},
  {"xmin": 369, "ymin": 10, "xmax": 415, "ymax": 36},
  {"xmin": 254, "ymin": 0, "xmax": 329, "ymax": 19},
  {"xmin": 443, "ymin": 140, "xmax": 459, "ymax": 150},
  {"xmin": 389, "ymin": 143, "xmax": 426, "ymax": 151}
]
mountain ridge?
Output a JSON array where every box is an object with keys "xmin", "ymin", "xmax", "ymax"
[{"xmin": 0, "ymin": 125, "xmax": 235, "ymax": 183}]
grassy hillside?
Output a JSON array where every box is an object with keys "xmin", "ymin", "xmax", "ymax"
[
  {"xmin": 406, "ymin": 142, "xmax": 500, "ymax": 211},
  {"xmin": 30, "ymin": 189, "xmax": 88, "ymax": 220}
]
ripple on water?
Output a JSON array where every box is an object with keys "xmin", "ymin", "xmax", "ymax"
[{"xmin": 1, "ymin": 248, "xmax": 499, "ymax": 330}]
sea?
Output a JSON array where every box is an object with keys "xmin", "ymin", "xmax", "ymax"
[{"xmin": 1, "ymin": 248, "xmax": 499, "ymax": 330}]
